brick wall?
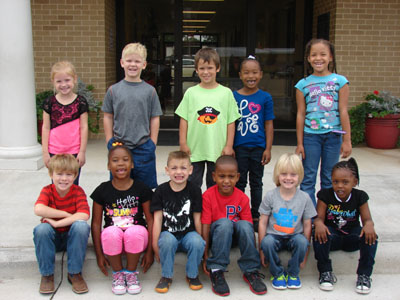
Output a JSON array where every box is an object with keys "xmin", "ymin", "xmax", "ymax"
[
  {"xmin": 313, "ymin": 0, "xmax": 400, "ymax": 106},
  {"xmin": 31, "ymin": 0, "xmax": 116, "ymax": 138}
]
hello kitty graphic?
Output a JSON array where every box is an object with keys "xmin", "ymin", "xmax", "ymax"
[{"xmin": 318, "ymin": 94, "xmax": 334, "ymax": 111}]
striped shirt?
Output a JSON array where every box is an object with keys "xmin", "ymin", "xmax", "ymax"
[{"xmin": 35, "ymin": 184, "xmax": 90, "ymax": 232}]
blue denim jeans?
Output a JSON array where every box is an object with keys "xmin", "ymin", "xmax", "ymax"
[
  {"xmin": 301, "ymin": 132, "xmax": 342, "ymax": 206},
  {"xmin": 260, "ymin": 233, "xmax": 309, "ymax": 277},
  {"xmin": 158, "ymin": 231, "xmax": 205, "ymax": 278},
  {"xmin": 313, "ymin": 226, "xmax": 378, "ymax": 276},
  {"xmin": 206, "ymin": 218, "xmax": 261, "ymax": 273},
  {"xmin": 189, "ymin": 161, "xmax": 215, "ymax": 190},
  {"xmin": 107, "ymin": 137, "xmax": 158, "ymax": 189},
  {"xmin": 234, "ymin": 146, "xmax": 265, "ymax": 219},
  {"xmin": 33, "ymin": 221, "xmax": 90, "ymax": 276}
]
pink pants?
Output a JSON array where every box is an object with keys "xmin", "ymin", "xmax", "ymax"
[{"xmin": 101, "ymin": 225, "xmax": 148, "ymax": 256}]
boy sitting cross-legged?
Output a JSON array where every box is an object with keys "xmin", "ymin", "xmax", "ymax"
[
  {"xmin": 151, "ymin": 151, "xmax": 205, "ymax": 293},
  {"xmin": 201, "ymin": 155, "xmax": 267, "ymax": 296}
]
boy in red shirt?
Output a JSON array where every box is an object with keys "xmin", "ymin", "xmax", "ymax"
[
  {"xmin": 33, "ymin": 154, "xmax": 90, "ymax": 294},
  {"xmin": 201, "ymin": 155, "xmax": 266, "ymax": 296}
]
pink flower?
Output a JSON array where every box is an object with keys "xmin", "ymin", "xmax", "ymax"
[{"xmin": 373, "ymin": 90, "xmax": 379, "ymax": 95}]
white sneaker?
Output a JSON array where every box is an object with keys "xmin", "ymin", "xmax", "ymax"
[
  {"xmin": 356, "ymin": 274, "xmax": 371, "ymax": 294},
  {"xmin": 112, "ymin": 271, "xmax": 126, "ymax": 295},
  {"xmin": 125, "ymin": 271, "xmax": 142, "ymax": 294}
]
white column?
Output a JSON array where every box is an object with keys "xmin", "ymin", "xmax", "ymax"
[{"xmin": 0, "ymin": 0, "xmax": 43, "ymax": 170}]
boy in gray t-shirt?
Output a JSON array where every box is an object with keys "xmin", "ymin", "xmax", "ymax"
[
  {"xmin": 258, "ymin": 154, "xmax": 316, "ymax": 290},
  {"xmin": 102, "ymin": 43, "xmax": 162, "ymax": 188}
]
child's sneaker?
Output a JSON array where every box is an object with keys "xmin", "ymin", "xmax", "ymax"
[
  {"xmin": 112, "ymin": 271, "xmax": 126, "ymax": 295},
  {"xmin": 356, "ymin": 274, "xmax": 372, "ymax": 294},
  {"xmin": 155, "ymin": 277, "xmax": 172, "ymax": 293},
  {"xmin": 319, "ymin": 271, "xmax": 337, "ymax": 291},
  {"xmin": 271, "ymin": 274, "xmax": 287, "ymax": 290},
  {"xmin": 210, "ymin": 270, "xmax": 230, "ymax": 296},
  {"xmin": 286, "ymin": 275, "xmax": 301, "ymax": 289},
  {"xmin": 186, "ymin": 276, "xmax": 203, "ymax": 290},
  {"xmin": 125, "ymin": 271, "xmax": 141, "ymax": 294},
  {"xmin": 243, "ymin": 271, "xmax": 267, "ymax": 295}
]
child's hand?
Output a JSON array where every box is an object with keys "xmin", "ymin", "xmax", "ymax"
[
  {"xmin": 295, "ymin": 145, "xmax": 305, "ymax": 159},
  {"xmin": 340, "ymin": 140, "xmax": 352, "ymax": 158},
  {"xmin": 202, "ymin": 253, "xmax": 209, "ymax": 275},
  {"xmin": 259, "ymin": 250, "xmax": 267, "ymax": 267},
  {"xmin": 43, "ymin": 153, "xmax": 51, "ymax": 168},
  {"xmin": 180, "ymin": 144, "xmax": 191, "ymax": 156},
  {"xmin": 221, "ymin": 145, "xmax": 234, "ymax": 156},
  {"xmin": 314, "ymin": 223, "xmax": 330, "ymax": 244},
  {"xmin": 141, "ymin": 250, "xmax": 154, "ymax": 273},
  {"xmin": 77, "ymin": 151, "xmax": 86, "ymax": 167},
  {"xmin": 96, "ymin": 253, "xmax": 110, "ymax": 276},
  {"xmin": 261, "ymin": 149, "xmax": 271, "ymax": 165},
  {"xmin": 360, "ymin": 223, "xmax": 377, "ymax": 245}
]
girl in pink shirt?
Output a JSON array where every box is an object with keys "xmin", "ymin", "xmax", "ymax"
[{"xmin": 42, "ymin": 61, "xmax": 88, "ymax": 185}]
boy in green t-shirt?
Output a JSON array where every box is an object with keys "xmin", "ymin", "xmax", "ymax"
[{"xmin": 175, "ymin": 48, "xmax": 240, "ymax": 189}]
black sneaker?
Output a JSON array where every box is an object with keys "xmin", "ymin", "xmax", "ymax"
[
  {"xmin": 356, "ymin": 274, "xmax": 372, "ymax": 294},
  {"xmin": 243, "ymin": 271, "xmax": 267, "ymax": 295},
  {"xmin": 319, "ymin": 271, "xmax": 337, "ymax": 291},
  {"xmin": 186, "ymin": 276, "xmax": 203, "ymax": 290},
  {"xmin": 155, "ymin": 277, "xmax": 172, "ymax": 293},
  {"xmin": 210, "ymin": 270, "xmax": 230, "ymax": 296}
]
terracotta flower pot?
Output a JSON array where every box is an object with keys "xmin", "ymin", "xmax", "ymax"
[{"xmin": 365, "ymin": 114, "xmax": 400, "ymax": 149}]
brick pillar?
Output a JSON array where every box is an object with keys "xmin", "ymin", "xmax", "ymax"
[{"xmin": 0, "ymin": 0, "xmax": 43, "ymax": 170}]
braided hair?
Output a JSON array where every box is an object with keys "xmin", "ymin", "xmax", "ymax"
[
  {"xmin": 332, "ymin": 157, "xmax": 360, "ymax": 185},
  {"xmin": 304, "ymin": 38, "xmax": 337, "ymax": 76}
]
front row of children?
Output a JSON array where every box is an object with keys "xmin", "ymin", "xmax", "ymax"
[{"xmin": 33, "ymin": 148, "xmax": 377, "ymax": 296}]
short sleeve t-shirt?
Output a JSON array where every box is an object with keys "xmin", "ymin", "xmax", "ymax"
[
  {"xmin": 175, "ymin": 84, "xmax": 241, "ymax": 162},
  {"xmin": 43, "ymin": 95, "xmax": 88, "ymax": 154},
  {"xmin": 151, "ymin": 181, "xmax": 202, "ymax": 236},
  {"xmin": 201, "ymin": 185, "xmax": 252, "ymax": 225},
  {"xmin": 317, "ymin": 188, "xmax": 369, "ymax": 233},
  {"xmin": 295, "ymin": 73, "xmax": 349, "ymax": 134},
  {"xmin": 35, "ymin": 184, "xmax": 90, "ymax": 232},
  {"xmin": 102, "ymin": 80, "xmax": 163, "ymax": 148},
  {"xmin": 233, "ymin": 89, "xmax": 275, "ymax": 148},
  {"xmin": 90, "ymin": 180, "xmax": 152, "ymax": 228},
  {"xmin": 259, "ymin": 187, "xmax": 316, "ymax": 235}
]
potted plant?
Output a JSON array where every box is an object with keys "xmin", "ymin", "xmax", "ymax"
[{"xmin": 349, "ymin": 90, "xmax": 400, "ymax": 149}]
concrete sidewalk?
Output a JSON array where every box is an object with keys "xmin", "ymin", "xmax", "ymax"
[{"xmin": 1, "ymin": 140, "xmax": 399, "ymax": 299}]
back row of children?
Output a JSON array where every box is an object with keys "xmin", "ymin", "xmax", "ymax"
[{"xmin": 34, "ymin": 39, "xmax": 377, "ymax": 295}]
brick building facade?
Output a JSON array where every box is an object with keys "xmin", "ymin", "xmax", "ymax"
[{"xmin": 30, "ymin": 0, "xmax": 400, "ymax": 137}]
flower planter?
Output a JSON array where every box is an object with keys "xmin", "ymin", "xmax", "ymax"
[{"xmin": 365, "ymin": 114, "xmax": 400, "ymax": 149}]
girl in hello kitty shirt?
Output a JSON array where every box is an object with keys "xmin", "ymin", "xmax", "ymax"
[
  {"xmin": 295, "ymin": 39, "xmax": 352, "ymax": 206},
  {"xmin": 233, "ymin": 55, "xmax": 275, "ymax": 231}
]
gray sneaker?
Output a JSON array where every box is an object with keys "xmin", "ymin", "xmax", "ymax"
[
  {"xmin": 356, "ymin": 274, "xmax": 372, "ymax": 294},
  {"xmin": 319, "ymin": 271, "xmax": 337, "ymax": 291}
]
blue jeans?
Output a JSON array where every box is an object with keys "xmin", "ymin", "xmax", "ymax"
[
  {"xmin": 261, "ymin": 233, "xmax": 309, "ymax": 277},
  {"xmin": 33, "ymin": 221, "xmax": 90, "ymax": 276},
  {"xmin": 313, "ymin": 226, "xmax": 378, "ymax": 276},
  {"xmin": 301, "ymin": 132, "xmax": 342, "ymax": 206},
  {"xmin": 190, "ymin": 161, "xmax": 215, "ymax": 189},
  {"xmin": 158, "ymin": 231, "xmax": 205, "ymax": 279},
  {"xmin": 234, "ymin": 146, "xmax": 264, "ymax": 219},
  {"xmin": 107, "ymin": 137, "xmax": 158, "ymax": 189},
  {"xmin": 206, "ymin": 218, "xmax": 261, "ymax": 273}
]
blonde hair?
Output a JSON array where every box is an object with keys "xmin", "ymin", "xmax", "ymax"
[
  {"xmin": 48, "ymin": 154, "xmax": 79, "ymax": 177},
  {"xmin": 167, "ymin": 150, "xmax": 191, "ymax": 166},
  {"xmin": 273, "ymin": 153, "xmax": 304, "ymax": 186},
  {"xmin": 194, "ymin": 47, "xmax": 220, "ymax": 70},
  {"xmin": 50, "ymin": 61, "xmax": 77, "ymax": 81},
  {"xmin": 122, "ymin": 43, "xmax": 147, "ymax": 61}
]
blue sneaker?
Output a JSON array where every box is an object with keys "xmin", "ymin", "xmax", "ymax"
[
  {"xmin": 271, "ymin": 274, "xmax": 287, "ymax": 290},
  {"xmin": 287, "ymin": 275, "xmax": 301, "ymax": 289}
]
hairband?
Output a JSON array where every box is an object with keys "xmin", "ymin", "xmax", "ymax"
[
  {"xmin": 247, "ymin": 55, "xmax": 256, "ymax": 60},
  {"xmin": 112, "ymin": 141, "xmax": 123, "ymax": 147}
]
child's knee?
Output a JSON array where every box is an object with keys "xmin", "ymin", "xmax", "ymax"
[
  {"xmin": 69, "ymin": 220, "xmax": 90, "ymax": 236},
  {"xmin": 158, "ymin": 231, "xmax": 178, "ymax": 250},
  {"xmin": 33, "ymin": 223, "xmax": 54, "ymax": 239},
  {"xmin": 101, "ymin": 226, "xmax": 124, "ymax": 255},
  {"xmin": 124, "ymin": 225, "xmax": 148, "ymax": 253}
]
